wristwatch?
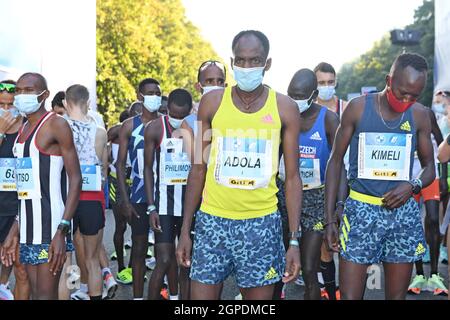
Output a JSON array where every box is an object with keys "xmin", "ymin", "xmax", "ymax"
[
  {"xmin": 409, "ymin": 178, "xmax": 423, "ymax": 195},
  {"xmin": 57, "ymin": 223, "xmax": 71, "ymax": 235},
  {"xmin": 146, "ymin": 204, "xmax": 157, "ymax": 215}
]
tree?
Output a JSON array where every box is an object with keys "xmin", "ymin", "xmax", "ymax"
[
  {"xmin": 337, "ymin": 0, "xmax": 435, "ymax": 106},
  {"xmin": 97, "ymin": 0, "xmax": 219, "ymax": 126}
]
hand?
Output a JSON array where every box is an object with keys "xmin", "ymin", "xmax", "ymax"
[
  {"xmin": 382, "ymin": 182, "xmax": 413, "ymax": 210},
  {"xmin": 120, "ymin": 201, "xmax": 140, "ymax": 223},
  {"xmin": 325, "ymin": 222, "xmax": 340, "ymax": 253},
  {"xmin": 149, "ymin": 211, "xmax": 162, "ymax": 233},
  {"xmin": 48, "ymin": 231, "xmax": 67, "ymax": 276},
  {"xmin": 440, "ymin": 177, "xmax": 448, "ymax": 200},
  {"xmin": 0, "ymin": 222, "xmax": 19, "ymax": 267},
  {"xmin": 176, "ymin": 231, "xmax": 192, "ymax": 268},
  {"xmin": 282, "ymin": 245, "xmax": 300, "ymax": 283},
  {"xmin": 0, "ymin": 110, "xmax": 18, "ymax": 134}
]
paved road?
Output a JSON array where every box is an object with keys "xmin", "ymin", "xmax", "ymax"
[{"xmin": 99, "ymin": 209, "xmax": 449, "ymax": 300}]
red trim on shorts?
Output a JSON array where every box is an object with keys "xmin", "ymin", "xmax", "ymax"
[{"xmin": 79, "ymin": 190, "xmax": 106, "ymax": 213}]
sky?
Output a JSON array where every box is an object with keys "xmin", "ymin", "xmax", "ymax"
[{"xmin": 182, "ymin": 0, "xmax": 424, "ymax": 93}]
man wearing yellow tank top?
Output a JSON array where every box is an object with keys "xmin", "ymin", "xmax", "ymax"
[{"xmin": 176, "ymin": 30, "xmax": 302, "ymax": 300}]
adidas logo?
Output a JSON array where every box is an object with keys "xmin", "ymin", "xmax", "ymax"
[
  {"xmin": 400, "ymin": 121, "xmax": 411, "ymax": 132},
  {"xmin": 310, "ymin": 131, "xmax": 322, "ymax": 141},
  {"xmin": 38, "ymin": 249, "xmax": 48, "ymax": 260},
  {"xmin": 313, "ymin": 222, "xmax": 324, "ymax": 231},
  {"xmin": 264, "ymin": 267, "xmax": 278, "ymax": 281},
  {"xmin": 167, "ymin": 141, "xmax": 174, "ymax": 147},
  {"xmin": 261, "ymin": 114, "xmax": 274, "ymax": 124},
  {"xmin": 415, "ymin": 243, "xmax": 426, "ymax": 256}
]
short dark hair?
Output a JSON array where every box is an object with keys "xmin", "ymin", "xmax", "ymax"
[
  {"xmin": 392, "ymin": 53, "xmax": 428, "ymax": 73},
  {"xmin": 232, "ymin": 30, "xmax": 270, "ymax": 59},
  {"xmin": 51, "ymin": 91, "xmax": 66, "ymax": 108},
  {"xmin": 119, "ymin": 109, "xmax": 130, "ymax": 122},
  {"xmin": 138, "ymin": 78, "xmax": 160, "ymax": 94},
  {"xmin": 168, "ymin": 89, "xmax": 192, "ymax": 112},
  {"xmin": 0, "ymin": 79, "xmax": 16, "ymax": 85},
  {"xmin": 66, "ymin": 84, "xmax": 89, "ymax": 105},
  {"xmin": 314, "ymin": 62, "xmax": 336, "ymax": 76},
  {"xmin": 18, "ymin": 72, "xmax": 48, "ymax": 91}
]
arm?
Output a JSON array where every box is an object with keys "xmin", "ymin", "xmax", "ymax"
[
  {"xmin": 50, "ymin": 118, "xmax": 82, "ymax": 274},
  {"xmin": 95, "ymin": 127, "xmax": 108, "ymax": 184},
  {"xmin": 324, "ymin": 99, "xmax": 361, "ymax": 252},
  {"xmin": 143, "ymin": 121, "xmax": 161, "ymax": 232},
  {"xmin": 429, "ymin": 109, "xmax": 448, "ymax": 197},
  {"xmin": 383, "ymin": 106, "xmax": 436, "ymax": 209},
  {"xmin": 278, "ymin": 94, "xmax": 302, "ymax": 283},
  {"xmin": 438, "ymin": 135, "xmax": 450, "ymax": 163}
]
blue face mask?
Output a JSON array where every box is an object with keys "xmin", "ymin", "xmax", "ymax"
[
  {"xmin": 13, "ymin": 91, "xmax": 45, "ymax": 115},
  {"xmin": 432, "ymin": 103, "xmax": 446, "ymax": 114},
  {"xmin": 201, "ymin": 86, "xmax": 223, "ymax": 95},
  {"xmin": 233, "ymin": 65, "xmax": 265, "ymax": 92},
  {"xmin": 318, "ymin": 86, "xmax": 336, "ymax": 101},
  {"xmin": 168, "ymin": 116, "xmax": 184, "ymax": 129},
  {"xmin": 0, "ymin": 107, "xmax": 20, "ymax": 118},
  {"xmin": 142, "ymin": 95, "xmax": 161, "ymax": 112}
]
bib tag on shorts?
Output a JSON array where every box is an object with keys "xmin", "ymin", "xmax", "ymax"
[
  {"xmin": 215, "ymin": 137, "xmax": 272, "ymax": 190},
  {"xmin": 160, "ymin": 138, "xmax": 191, "ymax": 185},
  {"xmin": 16, "ymin": 157, "xmax": 40, "ymax": 199},
  {"xmin": 81, "ymin": 164, "xmax": 102, "ymax": 191},
  {"xmin": 358, "ymin": 132, "xmax": 412, "ymax": 181},
  {"xmin": 0, "ymin": 158, "xmax": 17, "ymax": 191},
  {"xmin": 300, "ymin": 158, "xmax": 322, "ymax": 190}
]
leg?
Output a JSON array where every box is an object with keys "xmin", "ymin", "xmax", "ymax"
[
  {"xmin": 339, "ymin": 258, "xmax": 369, "ymax": 300},
  {"xmin": 179, "ymin": 266, "xmax": 190, "ymax": 300},
  {"xmin": 57, "ymin": 252, "xmax": 72, "ymax": 300},
  {"xmin": 240, "ymin": 284, "xmax": 276, "ymax": 300},
  {"xmin": 300, "ymin": 231, "xmax": 323, "ymax": 300},
  {"xmin": 320, "ymin": 241, "xmax": 337, "ymax": 300},
  {"xmin": 130, "ymin": 234, "xmax": 148, "ymax": 298},
  {"xmin": 83, "ymin": 230, "xmax": 103, "ymax": 298},
  {"xmin": 73, "ymin": 230, "xmax": 89, "ymax": 287},
  {"xmin": 191, "ymin": 281, "xmax": 222, "ymax": 300},
  {"xmin": 147, "ymin": 242, "xmax": 174, "ymax": 299},
  {"xmin": 0, "ymin": 264, "xmax": 13, "ymax": 284},
  {"xmin": 13, "ymin": 241, "xmax": 30, "ymax": 300},
  {"xmin": 167, "ymin": 252, "xmax": 179, "ymax": 297},
  {"xmin": 33, "ymin": 263, "xmax": 62, "ymax": 300},
  {"xmin": 383, "ymin": 262, "xmax": 413, "ymax": 300},
  {"xmin": 112, "ymin": 202, "xmax": 127, "ymax": 272},
  {"xmin": 424, "ymin": 200, "xmax": 440, "ymax": 276}
]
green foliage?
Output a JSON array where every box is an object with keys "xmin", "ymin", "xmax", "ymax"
[
  {"xmin": 97, "ymin": 0, "xmax": 219, "ymax": 126},
  {"xmin": 337, "ymin": 0, "xmax": 435, "ymax": 106}
]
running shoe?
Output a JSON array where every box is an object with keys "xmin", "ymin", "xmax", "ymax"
[
  {"xmin": 422, "ymin": 245, "xmax": 430, "ymax": 263},
  {"xmin": 234, "ymin": 293, "xmax": 242, "ymax": 300},
  {"xmin": 104, "ymin": 272, "xmax": 118, "ymax": 299},
  {"xmin": 124, "ymin": 240, "xmax": 132, "ymax": 250},
  {"xmin": 160, "ymin": 287, "xmax": 169, "ymax": 300},
  {"xmin": 146, "ymin": 246, "xmax": 154, "ymax": 258},
  {"xmin": 145, "ymin": 257, "xmax": 156, "ymax": 270},
  {"xmin": 70, "ymin": 289, "xmax": 90, "ymax": 300},
  {"xmin": 294, "ymin": 273, "xmax": 305, "ymax": 286},
  {"xmin": 440, "ymin": 244, "xmax": 448, "ymax": 264},
  {"xmin": 148, "ymin": 230, "xmax": 155, "ymax": 245},
  {"xmin": 320, "ymin": 287, "xmax": 329, "ymax": 300},
  {"xmin": 116, "ymin": 268, "xmax": 133, "ymax": 285},
  {"xmin": 407, "ymin": 274, "xmax": 427, "ymax": 295},
  {"xmin": 426, "ymin": 274, "xmax": 448, "ymax": 296},
  {"xmin": 0, "ymin": 283, "xmax": 14, "ymax": 300}
]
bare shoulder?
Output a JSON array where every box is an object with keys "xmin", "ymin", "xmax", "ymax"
[
  {"xmin": 144, "ymin": 116, "xmax": 162, "ymax": 140},
  {"xmin": 411, "ymin": 102, "xmax": 431, "ymax": 129},
  {"xmin": 47, "ymin": 113, "xmax": 71, "ymax": 132},
  {"xmin": 198, "ymin": 88, "xmax": 225, "ymax": 121}
]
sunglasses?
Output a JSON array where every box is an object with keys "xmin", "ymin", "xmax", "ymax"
[
  {"xmin": 0, "ymin": 83, "xmax": 15, "ymax": 93},
  {"xmin": 197, "ymin": 60, "xmax": 227, "ymax": 81}
]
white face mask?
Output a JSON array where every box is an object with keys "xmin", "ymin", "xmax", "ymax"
[
  {"xmin": 142, "ymin": 94, "xmax": 161, "ymax": 112},
  {"xmin": 233, "ymin": 65, "xmax": 265, "ymax": 92},
  {"xmin": 202, "ymin": 86, "xmax": 223, "ymax": 95},
  {"xmin": 168, "ymin": 116, "xmax": 183, "ymax": 129},
  {"xmin": 317, "ymin": 86, "xmax": 336, "ymax": 101},
  {"xmin": 13, "ymin": 91, "xmax": 45, "ymax": 115}
]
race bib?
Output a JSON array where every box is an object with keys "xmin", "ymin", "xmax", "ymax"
[
  {"xmin": 0, "ymin": 158, "xmax": 16, "ymax": 191},
  {"xmin": 16, "ymin": 157, "xmax": 40, "ymax": 199},
  {"xmin": 300, "ymin": 158, "xmax": 322, "ymax": 190},
  {"xmin": 214, "ymin": 137, "xmax": 272, "ymax": 190},
  {"xmin": 160, "ymin": 138, "xmax": 191, "ymax": 185},
  {"xmin": 358, "ymin": 132, "xmax": 412, "ymax": 181},
  {"xmin": 81, "ymin": 165, "xmax": 102, "ymax": 191}
]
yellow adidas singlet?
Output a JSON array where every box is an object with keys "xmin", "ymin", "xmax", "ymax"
[{"xmin": 200, "ymin": 86, "xmax": 281, "ymax": 220}]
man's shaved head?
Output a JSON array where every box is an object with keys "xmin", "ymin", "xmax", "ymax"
[
  {"xmin": 17, "ymin": 73, "xmax": 48, "ymax": 92},
  {"xmin": 288, "ymin": 69, "xmax": 318, "ymax": 100}
]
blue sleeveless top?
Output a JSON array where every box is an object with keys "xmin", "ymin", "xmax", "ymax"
[
  {"xmin": 128, "ymin": 116, "xmax": 146, "ymax": 203},
  {"xmin": 348, "ymin": 94, "xmax": 416, "ymax": 197},
  {"xmin": 299, "ymin": 106, "xmax": 331, "ymax": 189}
]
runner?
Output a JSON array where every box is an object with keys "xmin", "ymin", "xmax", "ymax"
[
  {"xmin": 324, "ymin": 53, "xmax": 435, "ymax": 300},
  {"xmin": 116, "ymin": 78, "xmax": 161, "ymax": 300},
  {"xmin": 144, "ymin": 88, "xmax": 193, "ymax": 300},
  {"xmin": 176, "ymin": 30, "xmax": 302, "ymax": 300},
  {"xmin": 11, "ymin": 73, "xmax": 81, "ymax": 299}
]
